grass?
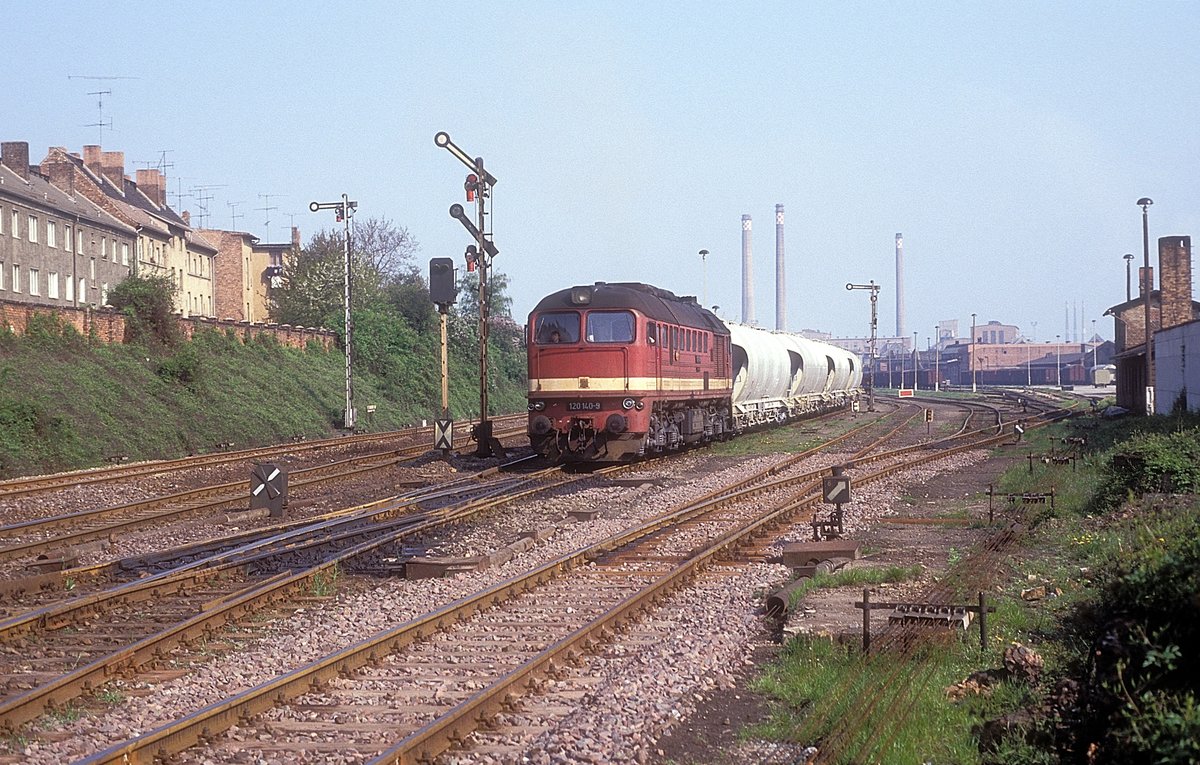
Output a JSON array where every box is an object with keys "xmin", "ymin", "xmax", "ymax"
[
  {"xmin": 94, "ymin": 686, "xmax": 125, "ymax": 705},
  {"xmin": 310, "ymin": 564, "xmax": 341, "ymax": 597},
  {"xmin": 750, "ymin": 636, "xmax": 986, "ymax": 764},
  {"xmin": 0, "ymin": 326, "xmax": 528, "ymax": 478}
]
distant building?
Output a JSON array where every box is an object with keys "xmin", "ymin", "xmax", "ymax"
[
  {"xmin": 1106, "ymin": 236, "xmax": 1200, "ymax": 414},
  {"xmin": 199, "ymin": 227, "xmax": 298, "ymax": 323},
  {"xmin": 0, "ymin": 141, "xmax": 135, "ymax": 309},
  {"xmin": 973, "ymin": 320, "xmax": 1019, "ymax": 344},
  {"xmin": 39, "ymin": 145, "xmax": 217, "ymax": 317}
]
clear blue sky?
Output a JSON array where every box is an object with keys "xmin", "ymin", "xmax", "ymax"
[{"xmin": 6, "ymin": 2, "xmax": 1198, "ymax": 345}]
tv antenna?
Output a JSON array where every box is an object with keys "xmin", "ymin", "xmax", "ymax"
[
  {"xmin": 228, "ymin": 201, "xmax": 246, "ymax": 230},
  {"xmin": 190, "ymin": 184, "xmax": 227, "ymax": 228},
  {"xmin": 257, "ymin": 193, "xmax": 283, "ymax": 241},
  {"xmin": 135, "ymin": 150, "xmax": 174, "ymax": 175},
  {"xmin": 69, "ymin": 75, "xmax": 138, "ymax": 144},
  {"xmin": 170, "ymin": 176, "xmax": 191, "ymax": 210}
]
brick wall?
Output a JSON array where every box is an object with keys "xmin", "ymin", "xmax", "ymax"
[
  {"xmin": 0, "ymin": 297, "xmax": 333, "ymax": 350},
  {"xmin": 0, "ymin": 299, "xmax": 126, "ymax": 341}
]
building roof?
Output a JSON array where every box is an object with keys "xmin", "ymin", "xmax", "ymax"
[{"xmin": 0, "ymin": 162, "xmax": 135, "ymax": 235}]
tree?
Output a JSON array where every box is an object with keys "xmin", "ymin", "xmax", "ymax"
[
  {"xmin": 271, "ymin": 217, "xmax": 420, "ymax": 330},
  {"xmin": 108, "ymin": 274, "xmax": 180, "ymax": 346}
]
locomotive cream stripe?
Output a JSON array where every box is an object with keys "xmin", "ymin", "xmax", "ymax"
[{"xmin": 529, "ymin": 376, "xmax": 733, "ymax": 393}]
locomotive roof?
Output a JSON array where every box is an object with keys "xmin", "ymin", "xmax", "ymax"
[{"xmin": 532, "ymin": 282, "xmax": 728, "ymax": 335}]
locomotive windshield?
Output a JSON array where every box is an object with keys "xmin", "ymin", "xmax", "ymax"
[
  {"xmin": 586, "ymin": 311, "xmax": 636, "ymax": 343},
  {"xmin": 535, "ymin": 312, "xmax": 580, "ymax": 344}
]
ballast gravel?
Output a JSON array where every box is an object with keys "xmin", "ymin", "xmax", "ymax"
[{"xmin": 15, "ymin": 447, "xmax": 991, "ymax": 764}]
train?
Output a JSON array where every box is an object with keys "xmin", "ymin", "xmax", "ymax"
[{"xmin": 526, "ymin": 281, "xmax": 862, "ymax": 462}]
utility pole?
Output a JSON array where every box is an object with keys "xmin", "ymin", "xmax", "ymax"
[
  {"xmin": 435, "ymin": 131, "xmax": 503, "ymax": 458},
  {"xmin": 309, "ymin": 194, "xmax": 358, "ymax": 430},
  {"xmin": 846, "ymin": 281, "xmax": 881, "ymax": 411}
]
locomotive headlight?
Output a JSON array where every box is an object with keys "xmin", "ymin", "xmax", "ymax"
[
  {"xmin": 621, "ymin": 397, "xmax": 636, "ymax": 410},
  {"xmin": 529, "ymin": 400, "xmax": 546, "ymax": 412}
]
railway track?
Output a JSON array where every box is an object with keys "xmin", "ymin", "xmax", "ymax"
[
  {"xmin": 39, "ymin": 399, "xmax": 1049, "ymax": 764},
  {"xmin": 0, "ymin": 414, "xmax": 526, "ymax": 501},
  {"xmin": 0, "ymin": 424, "xmax": 530, "ymax": 567}
]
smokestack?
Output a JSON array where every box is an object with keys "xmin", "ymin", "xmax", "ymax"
[
  {"xmin": 775, "ymin": 204, "xmax": 785, "ymax": 331},
  {"xmin": 895, "ymin": 233, "xmax": 905, "ymax": 338},
  {"xmin": 1159, "ymin": 236, "xmax": 1193, "ymax": 330},
  {"xmin": 741, "ymin": 214, "xmax": 754, "ymax": 324}
]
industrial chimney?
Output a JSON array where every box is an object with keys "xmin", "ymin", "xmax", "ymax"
[
  {"xmin": 895, "ymin": 233, "xmax": 905, "ymax": 339},
  {"xmin": 775, "ymin": 205, "xmax": 785, "ymax": 331},
  {"xmin": 742, "ymin": 214, "xmax": 754, "ymax": 324}
]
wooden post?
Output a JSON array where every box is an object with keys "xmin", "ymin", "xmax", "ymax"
[
  {"xmin": 978, "ymin": 591, "xmax": 987, "ymax": 652},
  {"xmin": 862, "ymin": 588, "xmax": 871, "ymax": 653}
]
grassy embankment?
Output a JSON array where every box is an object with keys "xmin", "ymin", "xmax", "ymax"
[
  {"xmin": 0, "ymin": 316, "xmax": 527, "ymax": 478},
  {"xmin": 748, "ymin": 405, "xmax": 1200, "ymax": 764}
]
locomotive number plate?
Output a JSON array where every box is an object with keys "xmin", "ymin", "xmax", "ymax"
[{"xmin": 567, "ymin": 401, "xmax": 603, "ymax": 412}]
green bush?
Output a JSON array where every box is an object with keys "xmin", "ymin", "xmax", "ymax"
[
  {"xmin": 1097, "ymin": 428, "xmax": 1200, "ymax": 508},
  {"xmin": 108, "ymin": 274, "xmax": 180, "ymax": 346}
]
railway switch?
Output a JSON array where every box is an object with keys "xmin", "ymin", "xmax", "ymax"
[{"xmin": 250, "ymin": 462, "xmax": 288, "ymax": 518}]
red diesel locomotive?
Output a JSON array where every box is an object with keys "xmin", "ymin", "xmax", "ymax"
[{"xmin": 527, "ymin": 282, "xmax": 734, "ymax": 461}]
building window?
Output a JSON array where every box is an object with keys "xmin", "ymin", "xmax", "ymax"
[
  {"xmin": 90, "ymin": 258, "xmax": 96, "ymax": 281},
  {"xmin": 101, "ymin": 237, "xmax": 108, "ymax": 260},
  {"xmin": 0, "ymin": 261, "xmax": 4, "ymax": 290},
  {"xmin": 77, "ymin": 230, "xmax": 84, "ymax": 254},
  {"xmin": 65, "ymin": 276, "xmax": 74, "ymax": 302},
  {"xmin": 121, "ymin": 242, "xmax": 129, "ymax": 266},
  {"xmin": 28, "ymin": 215, "xmax": 37, "ymax": 243},
  {"xmin": 78, "ymin": 278, "xmax": 86, "ymax": 298},
  {"xmin": 10, "ymin": 210, "xmax": 17, "ymax": 238},
  {"xmin": 48, "ymin": 272, "xmax": 59, "ymax": 299},
  {"xmin": 29, "ymin": 268, "xmax": 39, "ymax": 295},
  {"xmin": 65, "ymin": 226, "xmax": 73, "ymax": 252},
  {"xmin": 47, "ymin": 221, "xmax": 57, "ymax": 248},
  {"xmin": 12, "ymin": 265, "xmax": 20, "ymax": 293},
  {"xmin": 101, "ymin": 283, "xmax": 108, "ymax": 305}
]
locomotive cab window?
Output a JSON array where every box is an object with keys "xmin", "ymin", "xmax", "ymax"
[
  {"xmin": 535, "ymin": 312, "xmax": 580, "ymax": 344},
  {"xmin": 647, "ymin": 322, "xmax": 657, "ymax": 345},
  {"xmin": 586, "ymin": 311, "xmax": 635, "ymax": 343}
]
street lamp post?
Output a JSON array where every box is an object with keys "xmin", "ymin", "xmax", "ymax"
[
  {"xmin": 907, "ymin": 330, "xmax": 916, "ymax": 388},
  {"xmin": 309, "ymin": 194, "xmax": 357, "ymax": 430},
  {"xmin": 934, "ymin": 325, "xmax": 940, "ymax": 392},
  {"xmin": 1056, "ymin": 334, "xmax": 1062, "ymax": 387},
  {"xmin": 1124, "ymin": 253, "xmax": 1134, "ymax": 302},
  {"xmin": 1091, "ymin": 318, "xmax": 1098, "ymax": 384},
  {"xmin": 1138, "ymin": 198, "xmax": 1154, "ymax": 402},
  {"xmin": 971, "ymin": 313, "xmax": 977, "ymax": 393},
  {"xmin": 1027, "ymin": 342, "xmax": 1032, "ymax": 387}
]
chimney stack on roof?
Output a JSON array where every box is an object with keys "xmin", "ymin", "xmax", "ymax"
[
  {"xmin": 1139, "ymin": 266, "xmax": 1154, "ymax": 299},
  {"xmin": 135, "ymin": 168, "xmax": 167, "ymax": 207},
  {"xmin": 291, "ymin": 226, "xmax": 301, "ymax": 250},
  {"xmin": 99, "ymin": 151, "xmax": 125, "ymax": 189},
  {"xmin": 83, "ymin": 145, "xmax": 102, "ymax": 174},
  {"xmin": 1, "ymin": 141, "xmax": 30, "ymax": 179}
]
